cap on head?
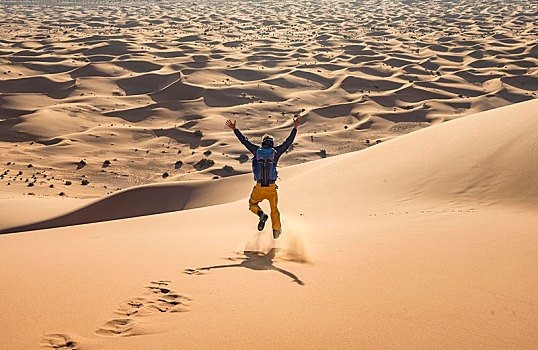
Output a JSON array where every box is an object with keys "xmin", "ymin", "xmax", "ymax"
[{"xmin": 261, "ymin": 133, "xmax": 274, "ymax": 148}]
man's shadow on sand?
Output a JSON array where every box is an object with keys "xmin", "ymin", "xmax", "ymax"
[{"xmin": 196, "ymin": 248, "xmax": 304, "ymax": 285}]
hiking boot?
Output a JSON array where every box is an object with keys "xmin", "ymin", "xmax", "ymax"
[
  {"xmin": 257, "ymin": 212, "xmax": 268, "ymax": 231},
  {"xmin": 273, "ymin": 229, "xmax": 282, "ymax": 239}
]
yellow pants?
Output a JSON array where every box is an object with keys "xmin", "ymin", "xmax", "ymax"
[{"xmin": 249, "ymin": 183, "xmax": 281, "ymax": 230}]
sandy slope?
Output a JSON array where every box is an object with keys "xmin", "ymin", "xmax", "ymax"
[
  {"xmin": 1, "ymin": 100, "xmax": 537, "ymax": 349},
  {"xmin": 2, "ymin": 98, "xmax": 538, "ymax": 233},
  {"xmin": 0, "ymin": 0, "xmax": 537, "ymax": 199}
]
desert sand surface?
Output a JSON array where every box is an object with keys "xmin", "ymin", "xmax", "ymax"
[
  {"xmin": 1, "ymin": 99, "xmax": 538, "ymax": 349},
  {"xmin": 1, "ymin": 0, "xmax": 538, "ymax": 349},
  {"xmin": 0, "ymin": 0, "xmax": 537, "ymax": 198}
]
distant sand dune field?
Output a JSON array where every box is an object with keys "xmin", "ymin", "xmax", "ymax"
[{"xmin": 0, "ymin": 0, "xmax": 536, "ymax": 198}]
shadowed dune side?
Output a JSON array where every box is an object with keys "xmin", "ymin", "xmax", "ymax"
[
  {"xmin": 0, "ymin": 76, "xmax": 75, "ymax": 94},
  {"xmin": 0, "ymin": 174, "xmax": 253, "ymax": 234},
  {"xmin": 149, "ymin": 79, "xmax": 204, "ymax": 102},
  {"xmin": 340, "ymin": 75, "xmax": 404, "ymax": 93},
  {"xmin": 2, "ymin": 99, "xmax": 537, "ymax": 234},
  {"xmin": 116, "ymin": 72, "xmax": 181, "ymax": 95},
  {"xmin": 69, "ymin": 62, "xmax": 124, "ymax": 78},
  {"xmin": 111, "ymin": 59, "xmax": 163, "ymax": 73}
]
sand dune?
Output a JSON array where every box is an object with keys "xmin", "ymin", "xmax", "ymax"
[
  {"xmin": 1, "ymin": 99, "xmax": 537, "ymax": 350},
  {"xmin": 1, "ymin": 0, "xmax": 536, "ymax": 199},
  {"xmin": 2, "ymin": 98, "xmax": 537, "ymax": 234},
  {"xmin": 1, "ymin": 1, "xmax": 538, "ymax": 349},
  {"xmin": 0, "ymin": 174, "xmax": 252, "ymax": 233}
]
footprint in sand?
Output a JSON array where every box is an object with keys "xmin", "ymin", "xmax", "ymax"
[
  {"xmin": 40, "ymin": 333, "xmax": 79, "ymax": 349},
  {"xmin": 95, "ymin": 318, "xmax": 137, "ymax": 337},
  {"xmin": 96, "ymin": 281, "xmax": 192, "ymax": 337}
]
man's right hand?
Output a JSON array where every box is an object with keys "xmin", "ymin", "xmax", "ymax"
[
  {"xmin": 293, "ymin": 115, "xmax": 302, "ymax": 129},
  {"xmin": 226, "ymin": 119, "xmax": 236, "ymax": 130}
]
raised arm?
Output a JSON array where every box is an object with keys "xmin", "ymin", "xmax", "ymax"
[
  {"xmin": 226, "ymin": 119, "xmax": 258, "ymax": 155},
  {"xmin": 275, "ymin": 115, "xmax": 301, "ymax": 156}
]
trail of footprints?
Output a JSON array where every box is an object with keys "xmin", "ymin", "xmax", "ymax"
[
  {"xmin": 41, "ymin": 281, "xmax": 192, "ymax": 348},
  {"xmin": 96, "ymin": 281, "xmax": 192, "ymax": 337}
]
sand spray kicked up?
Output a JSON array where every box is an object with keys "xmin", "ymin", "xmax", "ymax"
[
  {"xmin": 235, "ymin": 228, "xmax": 276, "ymax": 255},
  {"xmin": 275, "ymin": 216, "xmax": 310, "ymax": 263},
  {"xmin": 235, "ymin": 216, "xmax": 310, "ymax": 263}
]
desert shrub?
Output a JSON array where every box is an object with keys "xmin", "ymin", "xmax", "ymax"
[
  {"xmin": 318, "ymin": 149, "xmax": 327, "ymax": 158},
  {"xmin": 174, "ymin": 160, "xmax": 183, "ymax": 169},
  {"xmin": 162, "ymin": 172, "xmax": 169, "ymax": 178},
  {"xmin": 102, "ymin": 160, "xmax": 111, "ymax": 168},
  {"xmin": 59, "ymin": 192, "xmax": 65, "ymax": 196},
  {"xmin": 203, "ymin": 150, "xmax": 212, "ymax": 156},
  {"xmin": 81, "ymin": 179, "xmax": 89, "ymax": 185},
  {"xmin": 193, "ymin": 130, "xmax": 203, "ymax": 138},
  {"xmin": 222, "ymin": 165, "xmax": 234, "ymax": 173},
  {"xmin": 65, "ymin": 180, "xmax": 72, "ymax": 185},
  {"xmin": 27, "ymin": 182, "xmax": 34, "ymax": 187},
  {"xmin": 194, "ymin": 158, "xmax": 214, "ymax": 170},
  {"xmin": 76, "ymin": 160, "xmax": 86, "ymax": 170},
  {"xmin": 27, "ymin": 164, "xmax": 33, "ymax": 168},
  {"xmin": 238, "ymin": 153, "xmax": 249, "ymax": 163}
]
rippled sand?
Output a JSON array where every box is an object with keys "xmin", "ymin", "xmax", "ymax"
[{"xmin": 0, "ymin": 0, "xmax": 536, "ymax": 198}]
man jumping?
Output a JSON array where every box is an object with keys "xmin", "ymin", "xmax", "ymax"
[{"xmin": 226, "ymin": 115, "xmax": 301, "ymax": 239}]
